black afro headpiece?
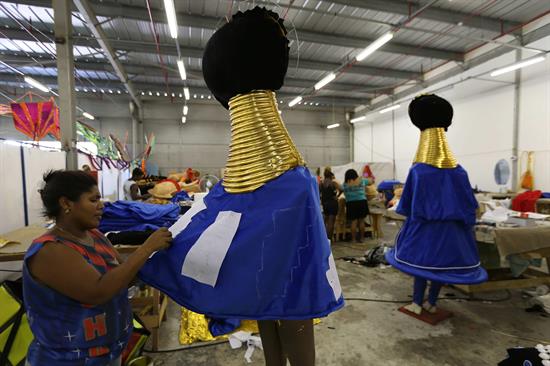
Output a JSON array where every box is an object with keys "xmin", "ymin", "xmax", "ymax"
[
  {"xmin": 202, "ymin": 7, "xmax": 289, "ymax": 109},
  {"xmin": 408, "ymin": 94, "xmax": 453, "ymax": 131}
]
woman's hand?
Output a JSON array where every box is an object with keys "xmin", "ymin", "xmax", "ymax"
[{"xmin": 143, "ymin": 227, "xmax": 173, "ymax": 253}]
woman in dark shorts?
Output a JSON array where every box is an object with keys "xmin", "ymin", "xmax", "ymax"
[
  {"xmin": 343, "ymin": 169, "xmax": 370, "ymax": 243},
  {"xmin": 320, "ymin": 169, "xmax": 341, "ymax": 240}
]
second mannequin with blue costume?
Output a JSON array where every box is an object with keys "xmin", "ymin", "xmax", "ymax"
[{"xmin": 385, "ymin": 95, "xmax": 488, "ymax": 316}]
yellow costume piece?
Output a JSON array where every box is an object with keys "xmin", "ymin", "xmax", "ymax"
[{"xmin": 179, "ymin": 308, "xmax": 258, "ymax": 345}]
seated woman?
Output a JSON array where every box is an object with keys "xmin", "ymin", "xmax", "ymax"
[{"xmin": 23, "ymin": 170, "xmax": 172, "ymax": 365}]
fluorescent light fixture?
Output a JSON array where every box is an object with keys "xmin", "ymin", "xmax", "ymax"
[
  {"xmin": 314, "ymin": 73, "xmax": 336, "ymax": 90},
  {"xmin": 183, "ymin": 105, "xmax": 188, "ymax": 115},
  {"xmin": 82, "ymin": 112, "xmax": 95, "ymax": 120},
  {"xmin": 156, "ymin": 92, "xmax": 160, "ymax": 96},
  {"xmin": 141, "ymin": 91, "xmax": 145, "ymax": 95},
  {"xmin": 184, "ymin": 87, "xmax": 190, "ymax": 100},
  {"xmin": 84, "ymin": 88, "xmax": 88, "ymax": 92},
  {"xmin": 288, "ymin": 96, "xmax": 302, "ymax": 107},
  {"xmin": 177, "ymin": 59, "xmax": 186, "ymax": 80},
  {"xmin": 75, "ymin": 87, "xmax": 80, "ymax": 92},
  {"xmin": 181, "ymin": 116, "xmax": 186, "ymax": 124},
  {"xmin": 164, "ymin": 92, "xmax": 168, "ymax": 97},
  {"xmin": 92, "ymin": 88, "xmax": 96, "ymax": 93},
  {"xmin": 108, "ymin": 89, "xmax": 113, "ymax": 94},
  {"xmin": 24, "ymin": 76, "xmax": 49, "ymax": 93},
  {"xmin": 351, "ymin": 116, "xmax": 366, "ymax": 123},
  {"xmin": 179, "ymin": 93, "xmax": 183, "ymax": 98},
  {"xmin": 148, "ymin": 91, "xmax": 153, "ymax": 96},
  {"xmin": 163, "ymin": 0, "xmax": 178, "ymax": 39},
  {"xmin": 117, "ymin": 90, "xmax": 121, "ymax": 94},
  {"xmin": 327, "ymin": 123, "xmax": 340, "ymax": 129},
  {"xmin": 379, "ymin": 104, "xmax": 401, "ymax": 114},
  {"xmin": 356, "ymin": 32, "xmax": 394, "ymax": 62},
  {"xmin": 193, "ymin": 94, "xmax": 197, "ymax": 99},
  {"xmin": 171, "ymin": 93, "xmax": 175, "ymax": 97},
  {"xmin": 100, "ymin": 89, "xmax": 105, "ymax": 93},
  {"xmin": 490, "ymin": 55, "xmax": 546, "ymax": 77}
]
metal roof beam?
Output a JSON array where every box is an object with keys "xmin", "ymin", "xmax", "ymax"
[
  {"xmin": 0, "ymin": 51, "xmax": 383, "ymax": 95},
  {"xmin": 72, "ymin": 0, "xmax": 142, "ymax": 108},
  {"xmin": 0, "ymin": 27, "xmax": 422, "ymax": 80},
  {"xmin": 2, "ymin": 0, "xmax": 463, "ymax": 61},
  {"xmin": 327, "ymin": 0, "xmax": 519, "ymax": 34},
  {"xmin": 0, "ymin": 73, "xmax": 365, "ymax": 107},
  {"xmin": 367, "ymin": 22, "xmax": 550, "ymax": 111}
]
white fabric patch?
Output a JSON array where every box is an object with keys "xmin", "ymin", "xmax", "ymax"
[
  {"xmin": 169, "ymin": 199, "xmax": 207, "ymax": 237},
  {"xmin": 181, "ymin": 211, "xmax": 242, "ymax": 287},
  {"xmin": 326, "ymin": 253, "xmax": 342, "ymax": 300}
]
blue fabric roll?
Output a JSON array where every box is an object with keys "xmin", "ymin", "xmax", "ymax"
[
  {"xmin": 171, "ymin": 190, "xmax": 191, "ymax": 203},
  {"xmin": 99, "ymin": 201, "xmax": 179, "ymax": 233},
  {"xmin": 139, "ymin": 166, "xmax": 344, "ymax": 320},
  {"xmin": 377, "ymin": 179, "xmax": 402, "ymax": 202},
  {"xmin": 385, "ymin": 163, "xmax": 488, "ymax": 285}
]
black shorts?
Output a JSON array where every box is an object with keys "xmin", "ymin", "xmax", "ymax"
[
  {"xmin": 322, "ymin": 200, "xmax": 338, "ymax": 216},
  {"xmin": 346, "ymin": 200, "xmax": 369, "ymax": 221}
]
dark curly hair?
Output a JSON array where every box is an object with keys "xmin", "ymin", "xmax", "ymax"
[
  {"xmin": 202, "ymin": 6, "xmax": 290, "ymax": 109},
  {"xmin": 39, "ymin": 170, "xmax": 98, "ymax": 219},
  {"xmin": 344, "ymin": 169, "xmax": 359, "ymax": 183}
]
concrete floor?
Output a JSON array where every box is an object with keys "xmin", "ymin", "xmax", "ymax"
[{"xmin": 146, "ymin": 222, "xmax": 550, "ymax": 365}]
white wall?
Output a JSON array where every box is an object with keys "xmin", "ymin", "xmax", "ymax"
[
  {"xmin": 142, "ymin": 100, "xmax": 349, "ymax": 176},
  {"xmin": 354, "ymin": 35, "xmax": 550, "ymax": 192}
]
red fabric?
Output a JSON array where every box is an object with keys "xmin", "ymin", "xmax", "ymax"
[
  {"xmin": 512, "ymin": 190, "xmax": 542, "ymax": 212},
  {"xmin": 158, "ymin": 179, "xmax": 181, "ymax": 192}
]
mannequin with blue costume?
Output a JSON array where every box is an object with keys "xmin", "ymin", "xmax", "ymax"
[
  {"xmin": 385, "ymin": 95, "xmax": 488, "ymax": 315},
  {"xmin": 139, "ymin": 7, "xmax": 344, "ymax": 365}
]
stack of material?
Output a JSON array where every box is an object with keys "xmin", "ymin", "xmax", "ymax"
[{"xmin": 99, "ymin": 201, "xmax": 179, "ymax": 233}]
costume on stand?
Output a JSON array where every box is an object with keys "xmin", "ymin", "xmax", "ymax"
[
  {"xmin": 385, "ymin": 95, "xmax": 488, "ymax": 315},
  {"xmin": 139, "ymin": 7, "xmax": 343, "ymax": 363}
]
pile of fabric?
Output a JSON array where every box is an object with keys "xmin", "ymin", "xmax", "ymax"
[{"xmin": 99, "ymin": 200, "xmax": 179, "ymax": 233}]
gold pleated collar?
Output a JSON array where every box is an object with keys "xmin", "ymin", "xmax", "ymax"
[
  {"xmin": 413, "ymin": 128, "xmax": 457, "ymax": 169},
  {"xmin": 222, "ymin": 90, "xmax": 305, "ymax": 193}
]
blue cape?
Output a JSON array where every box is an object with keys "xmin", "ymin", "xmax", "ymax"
[
  {"xmin": 139, "ymin": 167, "xmax": 344, "ymax": 320},
  {"xmin": 385, "ymin": 164, "xmax": 488, "ymax": 284}
]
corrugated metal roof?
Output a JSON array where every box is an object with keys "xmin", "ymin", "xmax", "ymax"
[{"xmin": 0, "ymin": 0, "xmax": 548, "ymax": 108}]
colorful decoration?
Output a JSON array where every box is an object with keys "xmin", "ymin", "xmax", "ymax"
[{"xmin": 10, "ymin": 101, "xmax": 57, "ymax": 141}]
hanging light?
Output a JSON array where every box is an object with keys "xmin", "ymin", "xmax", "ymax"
[
  {"xmin": 356, "ymin": 32, "xmax": 394, "ymax": 62},
  {"xmin": 314, "ymin": 73, "xmax": 336, "ymax": 90},
  {"xmin": 24, "ymin": 76, "xmax": 49, "ymax": 93},
  {"xmin": 177, "ymin": 59, "xmax": 186, "ymax": 80},
  {"xmin": 82, "ymin": 112, "xmax": 95, "ymax": 120},
  {"xmin": 490, "ymin": 55, "xmax": 546, "ymax": 77},
  {"xmin": 379, "ymin": 104, "xmax": 401, "ymax": 114},
  {"xmin": 183, "ymin": 105, "xmax": 188, "ymax": 115},
  {"xmin": 183, "ymin": 87, "xmax": 190, "ymax": 100},
  {"xmin": 163, "ymin": 0, "xmax": 178, "ymax": 39},
  {"xmin": 181, "ymin": 116, "xmax": 186, "ymax": 124},
  {"xmin": 351, "ymin": 116, "xmax": 366, "ymax": 123},
  {"xmin": 288, "ymin": 96, "xmax": 302, "ymax": 107},
  {"xmin": 327, "ymin": 123, "xmax": 340, "ymax": 129}
]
